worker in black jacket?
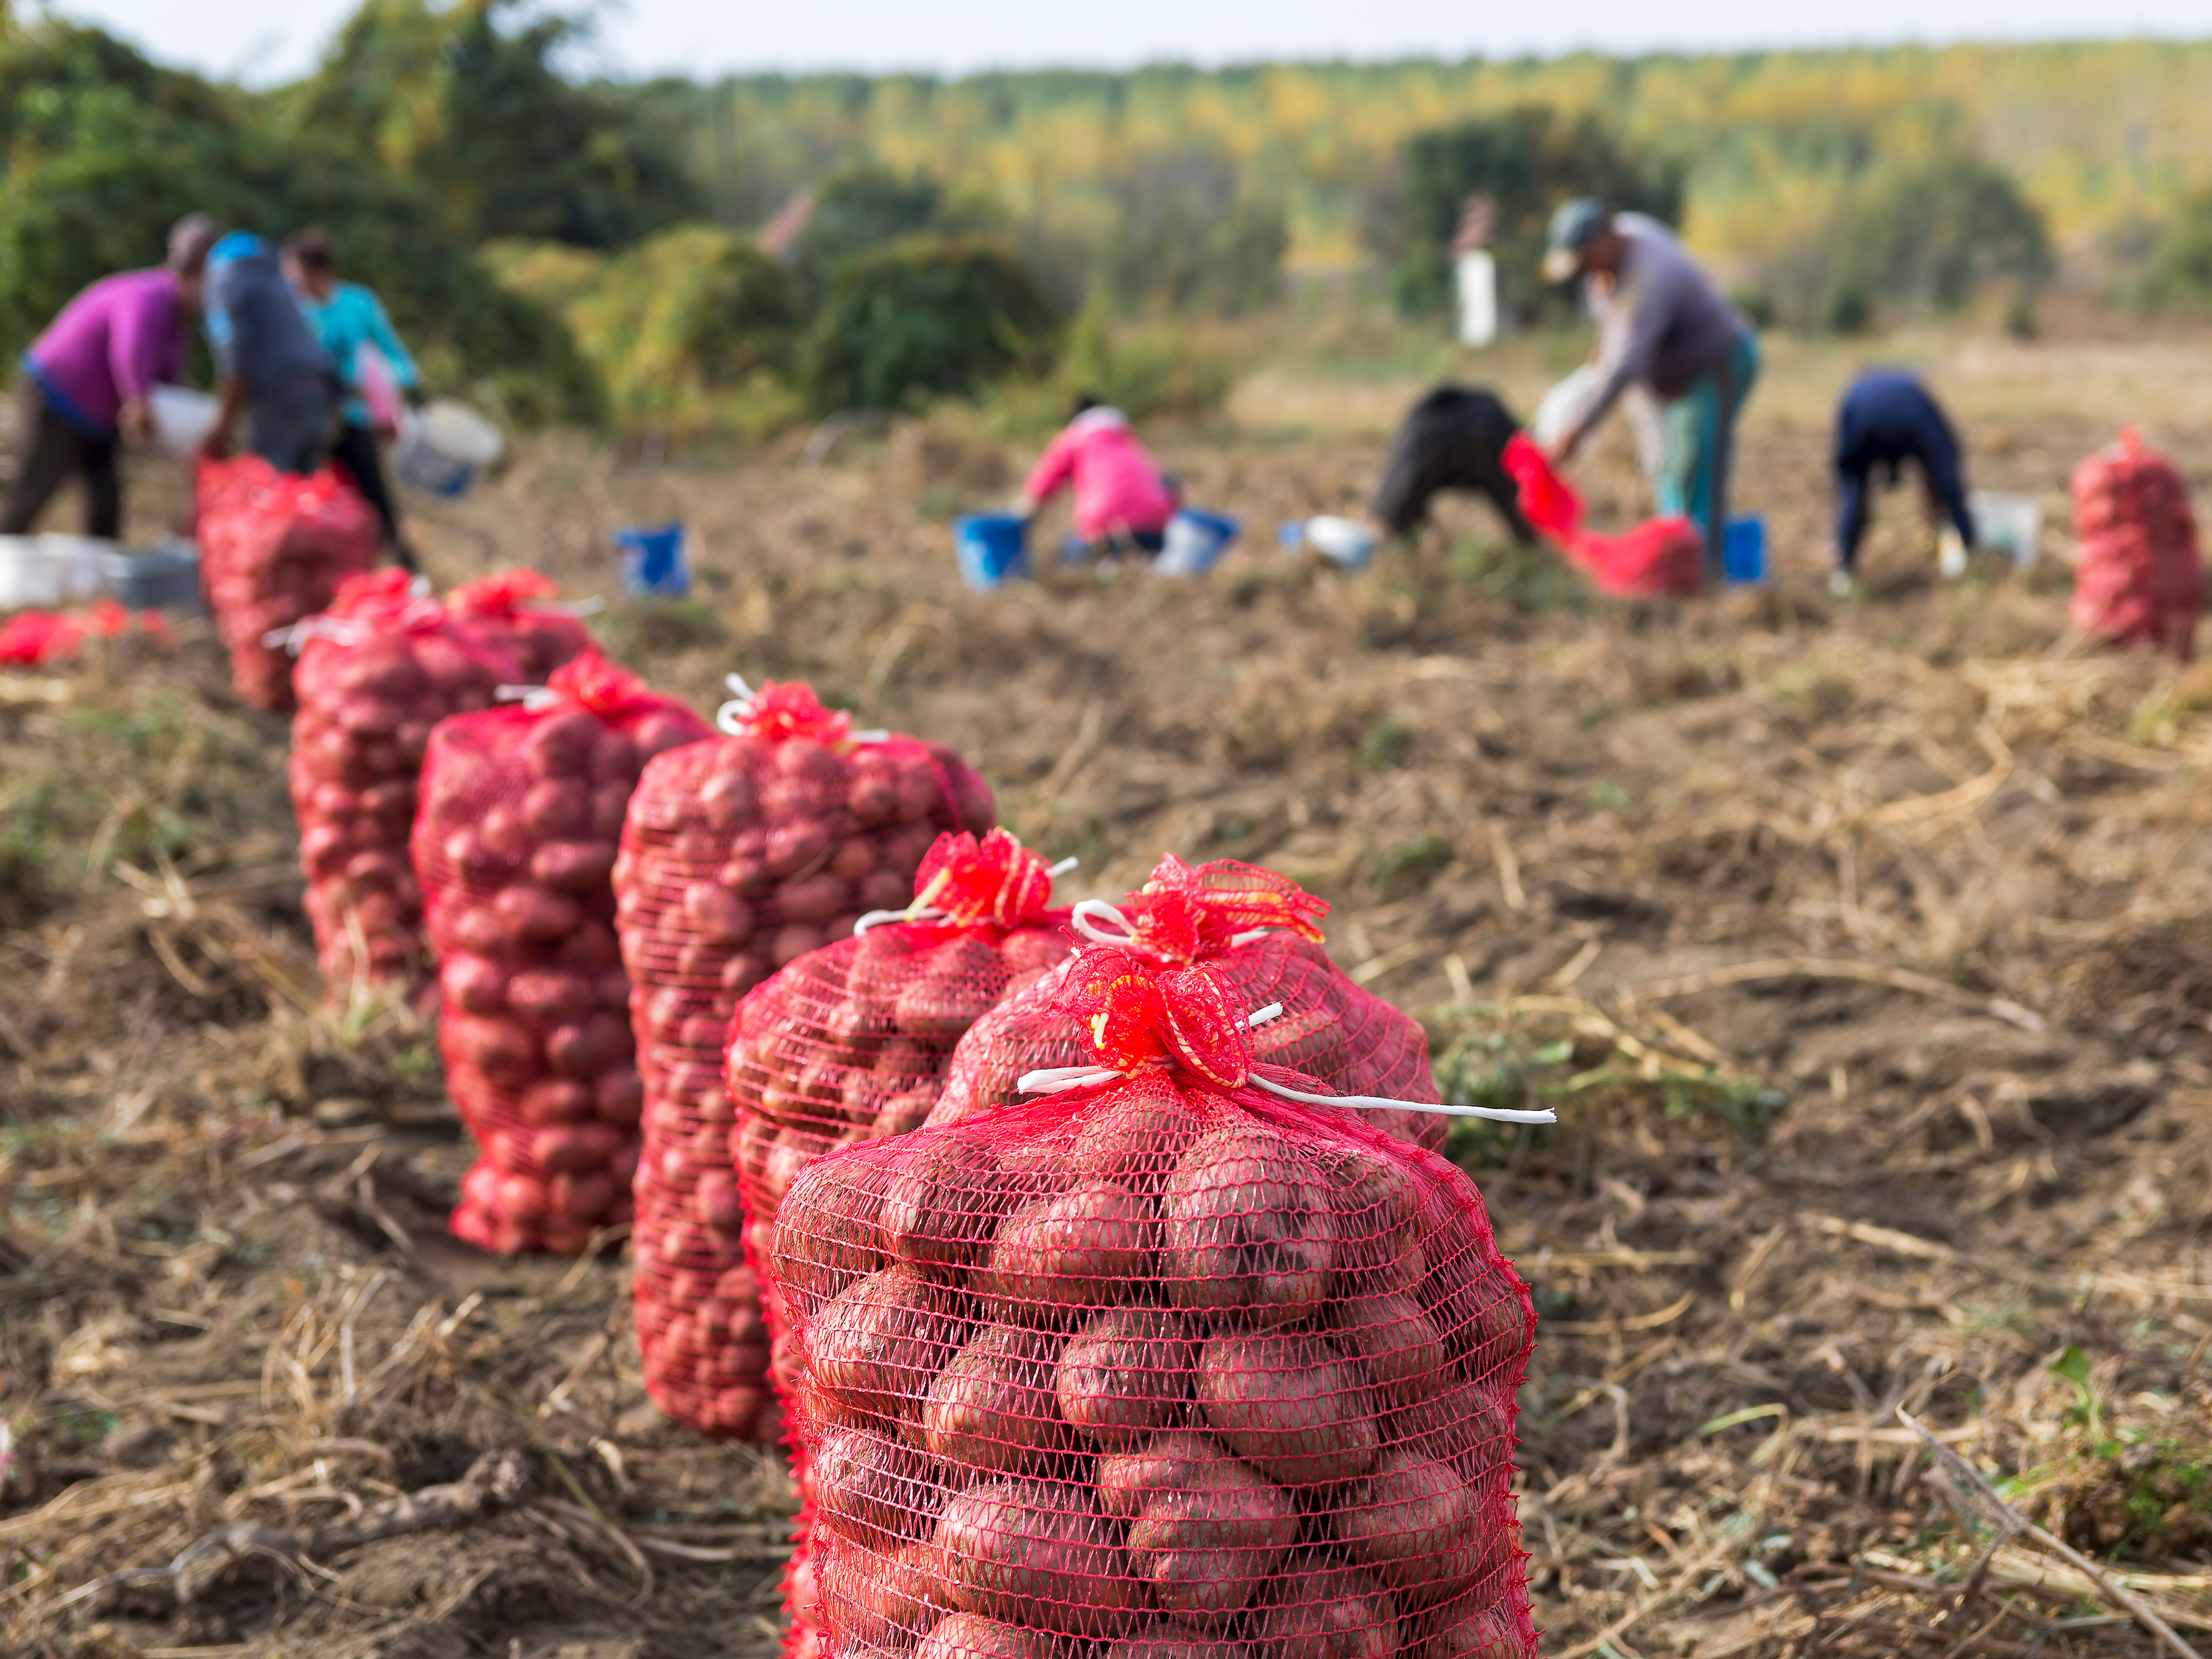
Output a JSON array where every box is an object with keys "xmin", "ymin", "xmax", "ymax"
[{"xmin": 1831, "ymin": 368, "xmax": 1976, "ymax": 597}]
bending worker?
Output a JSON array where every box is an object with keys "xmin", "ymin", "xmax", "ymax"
[
  {"xmin": 283, "ymin": 228, "xmax": 424, "ymax": 570},
  {"xmin": 198, "ymin": 231, "xmax": 338, "ymax": 475},
  {"xmin": 2, "ymin": 214, "xmax": 219, "ymax": 537},
  {"xmin": 1015, "ymin": 395, "xmax": 1178, "ymax": 564},
  {"xmin": 1830, "ymin": 368, "xmax": 1976, "ymax": 598},
  {"xmin": 1541, "ymin": 199, "xmax": 1760, "ymax": 580}
]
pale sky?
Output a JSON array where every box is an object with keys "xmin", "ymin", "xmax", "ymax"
[{"xmin": 40, "ymin": 0, "xmax": 2212, "ymax": 87}]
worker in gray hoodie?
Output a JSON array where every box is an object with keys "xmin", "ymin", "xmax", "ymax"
[{"xmin": 1541, "ymin": 199, "xmax": 1760, "ymax": 580}]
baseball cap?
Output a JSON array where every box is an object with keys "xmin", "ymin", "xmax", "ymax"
[{"xmin": 1542, "ymin": 198, "xmax": 1610, "ymax": 282}]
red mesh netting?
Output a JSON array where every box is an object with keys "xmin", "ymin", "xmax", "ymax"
[
  {"xmin": 722, "ymin": 830, "xmax": 1074, "ymax": 1652},
  {"xmin": 289, "ymin": 571, "xmax": 521, "ymax": 1000},
  {"xmin": 770, "ymin": 946, "xmax": 1540, "ymax": 1659},
  {"xmin": 618, "ymin": 679, "xmax": 997, "ymax": 1442},
  {"xmin": 2071, "ymin": 429, "xmax": 2205, "ymax": 659},
  {"xmin": 1502, "ymin": 435, "xmax": 1704, "ymax": 600},
  {"xmin": 447, "ymin": 569, "xmax": 597, "ymax": 681},
  {"xmin": 929, "ymin": 857, "xmax": 1446, "ymax": 1156},
  {"xmin": 195, "ymin": 456, "xmax": 382, "ymax": 712},
  {"xmin": 412, "ymin": 653, "xmax": 713, "ymax": 1254}
]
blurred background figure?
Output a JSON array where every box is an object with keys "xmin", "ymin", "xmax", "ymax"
[
  {"xmin": 2, "ymin": 213, "xmax": 218, "ymax": 538},
  {"xmin": 199, "ymin": 230, "xmax": 338, "ymax": 475},
  {"xmin": 1541, "ymin": 198, "xmax": 1760, "ymax": 579},
  {"xmin": 284, "ymin": 228, "xmax": 424, "ymax": 570},
  {"xmin": 1451, "ymin": 194, "xmax": 1498, "ymax": 348},
  {"xmin": 1829, "ymin": 368, "xmax": 1977, "ymax": 597},
  {"xmin": 1015, "ymin": 394, "xmax": 1179, "ymax": 564},
  {"xmin": 1372, "ymin": 386, "xmax": 1534, "ymax": 544}
]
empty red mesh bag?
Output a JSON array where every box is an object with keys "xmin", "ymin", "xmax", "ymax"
[
  {"xmin": 771, "ymin": 946, "xmax": 1540, "ymax": 1659},
  {"xmin": 618, "ymin": 677, "xmax": 997, "ymax": 1441},
  {"xmin": 448, "ymin": 568, "xmax": 598, "ymax": 681},
  {"xmin": 289, "ymin": 571, "xmax": 522, "ymax": 1000},
  {"xmin": 722, "ymin": 830, "xmax": 1072, "ymax": 1653},
  {"xmin": 195, "ymin": 455, "xmax": 381, "ymax": 711},
  {"xmin": 412, "ymin": 653, "xmax": 712, "ymax": 1254},
  {"xmin": 931, "ymin": 855, "xmax": 1446, "ymax": 1155},
  {"xmin": 2071, "ymin": 429, "xmax": 2205, "ymax": 659},
  {"xmin": 1502, "ymin": 435, "xmax": 1703, "ymax": 599}
]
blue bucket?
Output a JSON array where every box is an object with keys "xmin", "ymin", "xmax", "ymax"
[
  {"xmin": 954, "ymin": 514, "xmax": 1031, "ymax": 592},
  {"xmin": 1722, "ymin": 515, "xmax": 1768, "ymax": 585},
  {"xmin": 1158, "ymin": 508, "xmax": 1240, "ymax": 577},
  {"xmin": 616, "ymin": 523, "xmax": 690, "ymax": 598}
]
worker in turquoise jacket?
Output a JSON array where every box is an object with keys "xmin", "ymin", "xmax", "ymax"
[{"xmin": 283, "ymin": 229, "xmax": 423, "ymax": 570}]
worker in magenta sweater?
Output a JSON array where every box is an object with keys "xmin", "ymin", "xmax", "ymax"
[
  {"xmin": 2, "ymin": 213, "xmax": 220, "ymax": 539},
  {"xmin": 1015, "ymin": 395, "xmax": 1179, "ymax": 561}
]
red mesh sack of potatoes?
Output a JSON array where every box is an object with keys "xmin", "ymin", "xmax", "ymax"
[
  {"xmin": 929, "ymin": 855, "xmax": 1447, "ymax": 1154},
  {"xmin": 618, "ymin": 676, "xmax": 997, "ymax": 1441},
  {"xmin": 287, "ymin": 571, "xmax": 522, "ymax": 1000},
  {"xmin": 196, "ymin": 455, "xmax": 381, "ymax": 712},
  {"xmin": 771, "ymin": 946, "xmax": 1545, "ymax": 1659},
  {"xmin": 448, "ymin": 568, "xmax": 598, "ymax": 681},
  {"xmin": 2070, "ymin": 428, "xmax": 2205, "ymax": 659},
  {"xmin": 413, "ymin": 653, "xmax": 712, "ymax": 1254}
]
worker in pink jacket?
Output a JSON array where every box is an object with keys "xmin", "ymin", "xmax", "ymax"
[{"xmin": 1016, "ymin": 396, "xmax": 1179, "ymax": 561}]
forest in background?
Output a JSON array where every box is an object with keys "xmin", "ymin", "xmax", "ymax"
[{"xmin": 7, "ymin": 0, "xmax": 2212, "ymax": 435}]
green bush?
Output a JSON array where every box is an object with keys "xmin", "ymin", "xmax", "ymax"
[
  {"xmin": 800, "ymin": 235, "xmax": 1062, "ymax": 415},
  {"xmin": 1377, "ymin": 108, "xmax": 1685, "ymax": 322},
  {"xmin": 491, "ymin": 225, "xmax": 801, "ymax": 434},
  {"xmin": 791, "ymin": 164, "xmax": 950, "ymax": 290},
  {"xmin": 0, "ymin": 19, "xmax": 600, "ymax": 425},
  {"xmin": 1823, "ymin": 152, "xmax": 2051, "ymax": 320},
  {"xmin": 282, "ymin": 0, "xmax": 700, "ymax": 250},
  {"xmin": 2143, "ymin": 187, "xmax": 2212, "ymax": 312}
]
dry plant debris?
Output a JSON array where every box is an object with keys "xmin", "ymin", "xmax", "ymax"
[{"xmin": 5, "ymin": 400, "xmax": 2212, "ymax": 1657}]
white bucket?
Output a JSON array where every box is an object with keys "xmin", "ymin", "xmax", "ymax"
[
  {"xmin": 148, "ymin": 384, "xmax": 217, "ymax": 459},
  {"xmin": 394, "ymin": 399, "xmax": 504, "ymax": 498},
  {"xmin": 1971, "ymin": 491, "xmax": 2042, "ymax": 569},
  {"xmin": 0, "ymin": 535, "xmax": 114, "ymax": 608}
]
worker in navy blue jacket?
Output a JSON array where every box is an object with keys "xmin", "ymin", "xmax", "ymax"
[{"xmin": 1831, "ymin": 368, "xmax": 1976, "ymax": 596}]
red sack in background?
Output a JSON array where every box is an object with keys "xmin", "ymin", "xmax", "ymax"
[
  {"xmin": 771, "ymin": 946, "xmax": 1541, "ymax": 1659},
  {"xmin": 616, "ymin": 677, "xmax": 997, "ymax": 1442},
  {"xmin": 2071, "ymin": 428, "xmax": 2204, "ymax": 659},
  {"xmin": 1502, "ymin": 434, "xmax": 1704, "ymax": 600},
  {"xmin": 1561, "ymin": 518, "xmax": 1706, "ymax": 600},
  {"xmin": 196, "ymin": 456, "xmax": 381, "ymax": 711},
  {"xmin": 289, "ymin": 571, "xmax": 521, "ymax": 999},
  {"xmin": 413, "ymin": 654, "xmax": 712, "ymax": 1254},
  {"xmin": 930, "ymin": 855, "xmax": 1448, "ymax": 1155},
  {"xmin": 448, "ymin": 568, "xmax": 598, "ymax": 681}
]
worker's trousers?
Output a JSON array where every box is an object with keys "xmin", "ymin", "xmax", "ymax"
[{"xmin": 1658, "ymin": 331, "xmax": 1760, "ymax": 582}]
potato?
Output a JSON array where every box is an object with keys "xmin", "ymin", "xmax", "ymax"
[
  {"xmin": 518, "ymin": 1078, "xmax": 594, "ymax": 1125},
  {"xmin": 1197, "ymin": 1332, "xmax": 1377, "ymax": 1489},
  {"xmin": 813, "ymin": 1427, "xmax": 941, "ymax": 1551},
  {"xmin": 893, "ymin": 937, "xmax": 1010, "ymax": 1039},
  {"xmin": 978, "ymin": 1180, "xmax": 1159, "ymax": 1318},
  {"xmin": 532, "ymin": 838, "xmax": 620, "ymax": 893},
  {"xmin": 507, "ymin": 969, "xmax": 598, "ymax": 1023},
  {"xmin": 1385, "ymin": 1375, "xmax": 1512, "ymax": 1472},
  {"xmin": 1250, "ymin": 1552, "xmax": 1399, "ymax": 1659},
  {"xmin": 1414, "ymin": 1604, "xmax": 1531, "ymax": 1659},
  {"xmin": 495, "ymin": 883, "xmax": 585, "ymax": 944},
  {"xmin": 773, "ymin": 1158, "xmax": 888, "ymax": 1308},
  {"xmin": 823, "ymin": 1538, "xmax": 950, "ymax": 1653},
  {"xmin": 932, "ymin": 1479, "xmax": 1143, "ymax": 1637},
  {"xmin": 1330, "ymin": 1451, "xmax": 1485, "ymax": 1605},
  {"xmin": 1126, "ymin": 1455, "xmax": 1298, "ymax": 1625},
  {"xmin": 1056, "ymin": 1307, "xmax": 1198, "ymax": 1449},
  {"xmin": 916, "ymin": 1613, "xmax": 1062, "ymax": 1659},
  {"xmin": 1094, "ymin": 1431, "xmax": 1243, "ymax": 1520},
  {"xmin": 880, "ymin": 1137, "xmax": 1005, "ymax": 1271},
  {"xmin": 1163, "ymin": 1126, "xmax": 1337, "ymax": 1326},
  {"xmin": 806, "ymin": 1265, "xmax": 965, "ymax": 1432},
  {"xmin": 1066, "ymin": 1077, "xmax": 1199, "ymax": 1184},
  {"xmin": 923, "ymin": 1324, "xmax": 1077, "ymax": 1478},
  {"xmin": 1329, "ymin": 1292, "xmax": 1447, "ymax": 1405}
]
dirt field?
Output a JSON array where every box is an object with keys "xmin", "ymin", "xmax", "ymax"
[{"xmin": 6, "ymin": 323, "xmax": 2212, "ymax": 1659}]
